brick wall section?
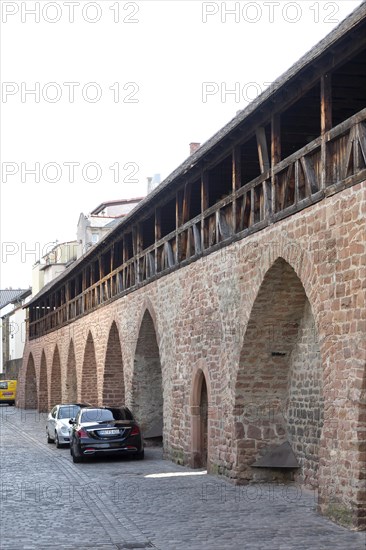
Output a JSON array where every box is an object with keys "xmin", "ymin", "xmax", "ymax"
[
  {"xmin": 24, "ymin": 355, "xmax": 37, "ymax": 409},
  {"xmin": 17, "ymin": 181, "xmax": 366, "ymax": 529},
  {"xmin": 50, "ymin": 346, "xmax": 61, "ymax": 409},
  {"xmin": 234, "ymin": 259, "xmax": 321, "ymax": 484},
  {"xmin": 81, "ymin": 332, "xmax": 98, "ymax": 405},
  {"xmin": 287, "ymin": 300, "xmax": 323, "ymax": 488},
  {"xmin": 103, "ymin": 321, "xmax": 125, "ymax": 406},
  {"xmin": 64, "ymin": 340, "xmax": 77, "ymax": 403},
  {"xmin": 38, "ymin": 351, "xmax": 48, "ymax": 412},
  {"xmin": 132, "ymin": 311, "xmax": 163, "ymax": 437}
]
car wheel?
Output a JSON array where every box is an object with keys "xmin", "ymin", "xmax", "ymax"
[
  {"xmin": 134, "ymin": 449, "xmax": 144, "ymax": 460},
  {"xmin": 71, "ymin": 442, "xmax": 83, "ymax": 463},
  {"xmin": 72, "ymin": 453, "xmax": 83, "ymax": 463},
  {"xmin": 47, "ymin": 430, "xmax": 53, "ymax": 444},
  {"xmin": 55, "ymin": 432, "xmax": 62, "ymax": 449}
]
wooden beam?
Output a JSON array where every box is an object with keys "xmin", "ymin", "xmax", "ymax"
[
  {"xmin": 321, "ymin": 73, "xmax": 332, "ymax": 134},
  {"xmin": 182, "ymin": 182, "xmax": 191, "ymax": 224},
  {"xmin": 165, "ymin": 241, "xmax": 175, "ymax": 267},
  {"xmin": 175, "ymin": 191, "xmax": 180, "ymax": 264},
  {"xmin": 186, "ymin": 227, "xmax": 192, "ymax": 258},
  {"xmin": 147, "ymin": 252, "xmax": 154, "ymax": 277},
  {"xmin": 201, "ymin": 172, "xmax": 209, "ymax": 212},
  {"xmin": 256, "ymin": 127, "xmax": 270, "ymax": 174},
  {"xmin": 250, "ymin": 188, "xmax": 255, "ymax": 225},
  {"xmin": 357, "ymin": 122, "xmax": 366, "ymax": 168},
  {"xmin": 201, "ymin": 172, "xmax": 209, "ymax": 251},
  {"xmin": 301, "ymin": 156, "xmax": 318, "ymax": 195},
  {"xmin": 122, "ymin": 235, "xmax": 127, "ymax": 265},
  {"xmin": 192, "ymin": 223, "xmax": 202, "ymax": 254},
  {"xmin": 132, "ymin": 226, "xmax": 138, "ymax": 256},
  {"xmin": 110, "ymin": 246, "xmax": 114, "ymax": 274},
  {"xmin": 232, "ymin": 145, "xmax": 242, "ymax": 191},
  {"xmin": 82, "ymin": 269, "xmax": 86, "ymax": 294},
  {"xmin": 98, "ymin": 255, "xmax": 103, "ymax": 280},
  {"xmin": 271, "ymin": 114, "xmax": 281, "ymax": 166},
  {"xmin": 271, "ymin": 114, "xmax": 281, "ymax": 214},
  {"xmin": 218, "ymin": 211, "xmax": 231, "ymax": 240},
  {"xmin": 82, "ymin": 269, "xmax": 87, "ymax": 312},
  {"xmin": 241, "ymin": 192, "xmax": 251, "ymax": 230},
  {"xmin": 343, "ymin": 126, "xmax": 356, "ymax": 180},
  {"xmin": 232, "ymin": 146, "xmax": 241, "ymax": 234},
  {"xmin": 176, "ymin": 191, "xmax": 180, "ymax": 228},
  {"xmin": 283, "ymin": 164, "xmax": 294, "ymax": 207},
  {"xmin": 263, "ymin": 180, "xmax": 271, "ymax": 218},
  {"xmin": 155, "ymin": 207, "xmax": 161, "ymax": 242}
]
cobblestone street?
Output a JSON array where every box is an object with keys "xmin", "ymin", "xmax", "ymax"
[{"xmin": 0, "ymin": 406, "xmax": 364, "ymax": 550}]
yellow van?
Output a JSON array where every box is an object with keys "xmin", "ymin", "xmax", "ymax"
[{"xmin": 0, "ymin": 380, "xmax": 17, "ymax": 405}]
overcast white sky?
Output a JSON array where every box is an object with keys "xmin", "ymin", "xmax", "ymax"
[{"xmin": 0, "ymin": 0, "xmax": 362, "ymax": 289}]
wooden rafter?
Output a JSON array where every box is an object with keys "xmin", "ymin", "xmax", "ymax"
[
  {"xmin": 256, "ymin": 127, "xmax": 270, "ymax": 174},
  {"xmin": 300, "ymin": 156, "xmax": 318, "ymax": 194}
]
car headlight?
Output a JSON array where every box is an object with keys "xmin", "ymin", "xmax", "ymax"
[{"xmin": 61, "ymin": 426, "xmax": 69, "ymax": 435}]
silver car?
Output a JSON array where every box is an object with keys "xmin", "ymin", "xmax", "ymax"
[{"xmin": 46, "ymin": 404, "xmax": 88, "ymax": 448}]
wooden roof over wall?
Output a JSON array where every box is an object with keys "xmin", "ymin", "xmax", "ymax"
[{"xmin": 27, "ymin": 2, "xmax": 366, "ymax": 306}]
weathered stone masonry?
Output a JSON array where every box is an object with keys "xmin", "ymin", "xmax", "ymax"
[{"xmin": 18, "ymin": 182, "xmax": 365, "ymax": 529}]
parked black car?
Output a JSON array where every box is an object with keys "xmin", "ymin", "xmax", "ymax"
[{"xmin": 69, "ymin": 406, "xmax": 144, "ymax": 463}]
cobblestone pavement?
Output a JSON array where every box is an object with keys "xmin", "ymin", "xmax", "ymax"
[{"xmin": 0, "ymin": 406, "xmax": 365, "ymax": 550}]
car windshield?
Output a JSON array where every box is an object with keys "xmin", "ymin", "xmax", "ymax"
[
  {"xmin": 80, "ymin": 408, "xmax": 133, "ymax": 423},
  {"xmin": 58, "ymin": 405, "xmax": 81, "ymax": 419}
]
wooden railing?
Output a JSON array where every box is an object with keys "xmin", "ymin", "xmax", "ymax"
[{"xmin": 29, "ymin": 110, "xmax": 366, "ymax": 340}]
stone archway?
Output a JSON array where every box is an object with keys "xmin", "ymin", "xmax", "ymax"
[
  {"xmin": 234, "ymin": 258, "xmax": 323, "ymax": 486},
  {"xmin": 103, "ymin": 321, "xmax": 125, "ymax": 406},
  {"xmin": 38, "ymin": 351, "xmax": 48, "ymax": 412},
  {"xmin": 65, "ymin": 340, "xmax": 78, "ymax": 403},
  {"xmin": 24, "ymin": 354, "xmax": 38, "ymax": 409},
  {"xmin": 190, "ymin": 368, "xmax": 210, "ymax": 469},
  {"xmin": 50, "ymin": 346, "xmax": 62, "ymax": 408},
  {"xmin": 132, "ymin": 309, "xmax": 163, "ymax": 441},
  {"xmin": 81, "ymin": 331, "xmax": 98, "ymax": 405}
]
